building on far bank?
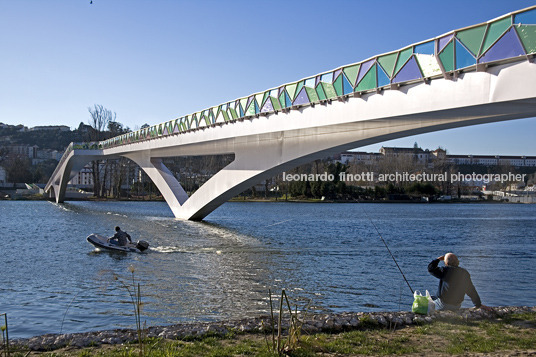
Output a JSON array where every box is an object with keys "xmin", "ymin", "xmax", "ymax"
[
  {"xmin": 339, "ymin": 147, "xmax": 536, "ymax": 168},
  {"xmin": 0, "ymin": 166, "xmax": 6, "ymax": 185},
  {"xmin": 30, "ymin": 125, "xmax": 70, "ymax": 132}
]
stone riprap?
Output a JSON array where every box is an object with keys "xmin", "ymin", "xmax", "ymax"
[{"xmin": 9, "ymin": 306, "xmax": 535, "ymax": 352}]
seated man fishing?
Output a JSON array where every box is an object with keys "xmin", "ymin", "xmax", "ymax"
[
  {"xmin": 428, "ymin": 253, "xmax": 491, "ymax": 311},
  {"xmin": 108, "ymin": 226, "xmax": 132, "ymax": 246}
]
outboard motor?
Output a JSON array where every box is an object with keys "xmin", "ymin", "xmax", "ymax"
[{"xmin": 136, "ymin": 240, "xmax": 150, "ymax": 252}]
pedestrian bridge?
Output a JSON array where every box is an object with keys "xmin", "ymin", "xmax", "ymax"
[{"xmin": 46, "ymin": 6, "xmax": 536, "ymax": 220}]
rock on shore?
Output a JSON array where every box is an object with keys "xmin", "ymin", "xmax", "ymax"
[{"xmin": 10, "ymin": 306, "xmax": 535, "ymax": 352}]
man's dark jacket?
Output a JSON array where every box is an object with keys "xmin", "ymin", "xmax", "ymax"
[{"xmin": 428, "ymin": 259, "xmax": 482, "ymax": 307}]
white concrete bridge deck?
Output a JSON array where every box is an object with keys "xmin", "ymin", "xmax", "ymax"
[{"xmin": 46, "ymin": 6, "xmax": 536, "ymax": 220}]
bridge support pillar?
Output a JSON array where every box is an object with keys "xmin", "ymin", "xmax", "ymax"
[{"xmin": 125, "ymin": 152, "xmax": 189, "ymax": 218}]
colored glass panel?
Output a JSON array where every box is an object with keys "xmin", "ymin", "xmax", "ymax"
[
  {"xmin": 516, "ymin": 25, "xmax": 536, "ymax": 54},
  {"xmin": 295, "ymin": 81, "xmax": 305, "ymax": 98},
  {"xmin": 480, "ymin": 17, "xmax": 512, "ymax": 55},
  {"xmin": 228, "ymin": 107, "xmax": 238, "ymax": 119},
  {"xmin": 286, "ymin": 83, "xmax": 298, "ymax": 100},
  {"xmin": 333, "ymin": 69, "xmax": 342, "ymax": 79},
  {"xmin": 316, "ymin": 83, "xmax": 327, "ymax": 101},
  {"xmin": 320, "ymin": 73, "xmax": 332, "ymax": 83},
  {"xmin": 246, "ymin": 95, "xmax": 254, "ymax": 110},
  {"xmin": 321, "ymin": 83, "xmax": 337, "ymax": 99},
  {"xmin": 279, "ymin": 90, "xmax": 291, "ymax": 108},
  {"xmin": 514, "ymin": 8, "xmax": 536, "ymax": 24},
  {"xmin": 415, "ymin": 54, "xmax": 442, "ymax": 77},
  {"xmin": 342, "ymin": 74, "xmax": 353, "ymax": 94},
  {"xmin": 356, "ymin": 58, "xmax": 375, "ymax": 84},
  {"xmin": 356, "ymin": 64, "xmax": 377, "ymax": 91},
  {"xmin": 439, "ymin": 40, "xmax": 454, "ymax": 71},
  {"xmin": 455, "ymin": 39, "xmax": 476, "ymax": 69},
  {"xmin": 377, "ymin": 65, "xmax": 390, "ymax": 87},
  {"xmin": 479, "ymin": 27, "xmax": 525, "ymax": 62},
  {"xmin": 438, "ymin": 34, "xmax": 454, "ymax": 52},
  {"xmin": 271, "ymin": 97, "xmax": 282, "ymax": 111},
  {"xmin": 333, "ymin": 75, "xmax": 343, "ymax": 96},
  {"xmin": 377, "ymin": 53, "xmax": 397, "ymax": 77},
  {"xmin": 163, "ymin": 126, "xmax": 169, "ymax": 136},
  {"xmin": 261, "ymin": 92, "xmax": 269, "ymax": 107},
  {"xmin": 392, "ymin": 56, "xmax": 422, "ymax": 83},
  {"xmin": 305, "ymin": 87, "xmax": 319, "ymax": 102},
  {"xmin": 342, "ymin": 64, "xmax": 360, "ymax": 86},
  {"xmin": 245, "ymin": 101, "xmax": 256, "ymax": 116},
  {"xmin": 304, "ymin": 77, "xmax": 315, "ymax": 88},
  {"xmin": 261, "ymin": 98, "xmax": 274, "ymax": 112},
  {"xmin": 293, "ymin": 87, "xmax": 310, "ymax": 105},
  {"xmin": 414, "ymin": 40, "xmax": 435, "ymax": 55},
  {"xmin": 394, "ymin": 47, "xmax": 413, "ymax": 76},
  {"xmin": 456, "ymin": 24, "xmax": 486, "ymax": 56},
  {"xmin": 240, "ymin": 98, "xmax": 248, "ymax": 112}
]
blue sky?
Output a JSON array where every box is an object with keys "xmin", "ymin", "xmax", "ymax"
[{"xmin": 1, "ymin": 0, "xmax": 535, "ymax": 155}]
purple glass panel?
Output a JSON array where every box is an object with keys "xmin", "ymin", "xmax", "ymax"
[
  {"xmin": 261, "ymin": 98, "xmax": 274, "ymax": 113},
  {"xmin": 438, "ymin": 34, "xmax": 454, "ymax": 52},
  {"xmin": 163, "ymin": 126, "xmax": 169, "ymax": 136},
  {"xmin": 293, "ymin": 87, "xmax": 310, "ymax": 106},
  {"xmin": 356, "ymin": 59, "xmax": 375, "ymax": 84},
  {"xmin": 479, "ymin": 27, "xmax": 525, "ymax": 63},
  {"xmin": 392, "ymin": 56, "xmax": 422, "ymax": 83},
  {"xmin": 173, "ymin": 123, "xmax": 180, "ymax": 133},
  {"xmin": 333, "ymin": 69, "xmax": 342, "ymax": 81}
]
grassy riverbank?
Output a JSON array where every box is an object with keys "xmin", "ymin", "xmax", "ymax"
[{"xmin": 19, "ymin": 311, "xmax": 536, "ymax": 356}]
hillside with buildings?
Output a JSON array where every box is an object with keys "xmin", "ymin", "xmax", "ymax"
[{"xmin": 1, "ymin": 122, "xmax": 535, "ymax": 202}]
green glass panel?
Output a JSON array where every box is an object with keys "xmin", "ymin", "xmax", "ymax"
[
  {"xmin": 295, "ymin": 81, "xmax": 304, "ymax": 98},
  {"xmin": 456, "ymin": 24, "xmax": 486, "ymax": 56},
  {"xmin": 278, "ymin": 91, "xmax": 287, "ymax": 108},
  {"xmin": 263, "ymin": 91, "xmax": 270, "ymax": 106},
  {"xmin": 394, "ymin": 48, "xmax": 413, "ymax": 76},
  {"xmin": 439, "ymin": 41, "xmax": 454, "ymax": 71},
  {"xmin": 377, "ymin": 53, "xmax": 398, "ymax": 77},
  {"xmin": 516, "ymin": 25, "xmax": 536, "ymax": 54},
  {"xmin": 322, "ymin": 83, "xmax": 337, "ymax": 99},
  {"xmin": 333, "ymin": 75, "xmax": 343, "ymax": 96},
  {"xmin": 245, "ymin": 101, "xmax": 256, "ymax": 116},
  {"xmin": 356, "ymin": 64, "xmax": 377, "ymax": 91},
  {"xmin": 480, "ymin": 17, "xmax": 512, "ymax": 55},
  {"xmin": 342, "ymin": 64, "xmax": 360, "ymax": 86},
  {"xmin": 286, "ymin": 83, "xmax": 298, "ymax": 100},
  {"xmin": 228, "ymin": 107, "xmax": 238, "ymax": 119},
  {"xmin": 305, "ymin": 87, "xmax": 319, "ymax": 102},
  {"xmin": 270, "ymin": 97, "xmax": 282, "ymax": 111},
  {"xmin": 316, "ymin": 83, "xmax": 327, "ymax": 101}
]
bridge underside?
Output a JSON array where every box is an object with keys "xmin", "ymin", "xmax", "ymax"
[{"xmin": 47, "ymin": 61, "xmax": 536, "ymax": 220}]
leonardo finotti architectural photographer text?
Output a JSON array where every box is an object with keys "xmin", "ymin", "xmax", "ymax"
[{"xmin": 282, "ymin": 171, "xmax": 526, "ymax": 184}]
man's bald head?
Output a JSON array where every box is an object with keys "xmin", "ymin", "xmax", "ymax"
[{"xmin": 444, "ymin": 253, "xmax": 459, "ymax": 267}]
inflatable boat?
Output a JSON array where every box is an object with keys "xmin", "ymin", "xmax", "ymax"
[{"xmin": 87, "ymin": 233, "xmax": 149, "ymax": 253}]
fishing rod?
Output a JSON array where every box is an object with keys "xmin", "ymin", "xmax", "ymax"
[{"xmin": 358, "ymin": 204, "xmax": 414, "ymax": 295}]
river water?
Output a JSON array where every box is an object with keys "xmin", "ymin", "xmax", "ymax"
[{"xmin": 1, "ymin": 200, "xmax": 535, "ymax": 338}]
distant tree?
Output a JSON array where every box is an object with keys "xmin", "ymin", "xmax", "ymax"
[{"xmin": 87, "ymin": 104, "xmax": 116, "ymax": 197}]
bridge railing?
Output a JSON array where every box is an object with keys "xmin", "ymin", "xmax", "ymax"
[{"xmin": 96, "ymin": 6, "xmax": 535, "ymax": 150}]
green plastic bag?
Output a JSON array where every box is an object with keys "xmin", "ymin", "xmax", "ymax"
[{"xmin": 412, "ymin": 290, "xmax": 430, "ymax": 315}]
